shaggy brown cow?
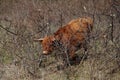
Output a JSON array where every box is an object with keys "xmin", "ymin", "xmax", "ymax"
[{"xmin": 35, "ymin": 17, "xmax": 93, "ymax": 66}]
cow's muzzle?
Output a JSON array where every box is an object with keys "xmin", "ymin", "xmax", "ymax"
[{"xmin": 43, "ymin": 51, "xmax": 48, "ymax": 54}]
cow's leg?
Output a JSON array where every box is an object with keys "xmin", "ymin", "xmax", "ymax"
[
  {"xmin": 55, "ymin": 52, "xmax": 65, "ymax": 70},
  {"xmin": 60, "ymin": 48, "xmax": 75, "ymax": 67},
  {"xmin": 68, "ymin": 50, "xmax": 82, "ymax": 65},
  {"xmin": 57, "ymin": 52, "xmax": 69, "ymax": 70},
  {"xmin": 80, "ymin": 44, "xmax": 88, "ymax": 64},
  {"xmin": 83, "ymin": 44, "xmax": 88, "ymax": 59}
]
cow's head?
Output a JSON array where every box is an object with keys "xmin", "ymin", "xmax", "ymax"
[{"xmin": 35, "ymin": 36, "xmax": 55, "ymax": 55}]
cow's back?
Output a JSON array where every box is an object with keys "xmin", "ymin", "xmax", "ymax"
[
  {"xmin": 54, "ymin": 17, "xmax": 93, "ymax": 45},
  {"xmin": 68, "ymin": 17, "xmax": 93, "ymax": 33}
]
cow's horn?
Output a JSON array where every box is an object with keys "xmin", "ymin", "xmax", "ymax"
[{"xmin": 34, "ymin": 38, "xmax": 44, "ymax": 42}]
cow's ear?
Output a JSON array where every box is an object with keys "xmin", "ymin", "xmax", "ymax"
[{"xmin": 34, "ymin": 38, "xmax": 44, "ymax": 43}]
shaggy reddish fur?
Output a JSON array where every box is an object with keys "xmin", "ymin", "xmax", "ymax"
[{"xmin": 38, "ymin": 17, "xmax": 93, "ymax": 60}]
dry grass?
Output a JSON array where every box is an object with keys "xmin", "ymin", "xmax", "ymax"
[{"xmin": 0, "ymin": 0, "xmax": 120, "ymax": 80}]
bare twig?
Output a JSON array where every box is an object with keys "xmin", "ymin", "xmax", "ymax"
[{"xmin": 0, "ymin": 24, "xmax": 17, "ymax": 35}]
